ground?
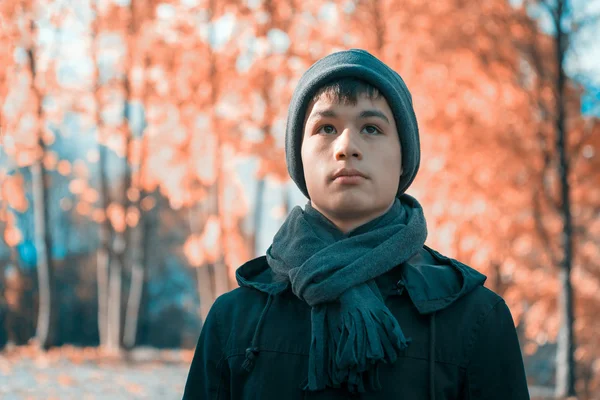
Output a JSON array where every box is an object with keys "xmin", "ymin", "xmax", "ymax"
[
  {"xmin": 0, "ymin": 345, "xmax": 193, "ymax": 400},
  {"xmin": 0, "ymin": 345, "xmax": 563, "ymax": 399}
]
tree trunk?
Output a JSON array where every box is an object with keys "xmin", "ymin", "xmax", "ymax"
[
  {"xmin": 31, "ymin": 161, "xmax": 53, "ymax": 349},
  {"xmin": 114, "ymin": 0, "xmax": 138, "ymax": 351},
  {"xmin": 123, "ymin": 250, "xmax": 143, "ymax": 348},
  {"xmin": 96, "ymin": 230, "xmax": 110, "ymax": 348},
  {"xmin": 252, "ymin": 178, "xmax": 265, "ymax": 255},
  {"xmin": 26, "ymin": 19, "xmax": 54, "ymax": 349},
  {"xmin": 95, "ymin": 149, "xmax": 112, "ymax": 352},
  {"xmin": 189, "ymin": 206, "xmax": 215, "ymax": 323},
  {"xmin": 91, "ymin": 0, "xmax": 113, "ymax": 350},
  {"xmin": 196, "ymin": 266, "xmax": 215, "ymax": 324},
  {"xmin": 123, "ymin": 140, "xmax": 149, "ymax": 349},
  {"xmin": 96, "ymin": 156, "xmax": 111, "ymax": 350},
  {"xmin": 206, "ymin": 0, "xmax": 230, "ymax": 299},
  {"xmin": 106, "ymin": 233, "xmax": 125, "ymax": 353},
  {"xmin": 212, "ymin": 257, "xmax": 229, "ymax": 300},
  {"xmin": 212, "ymin": 159, "xmax": 230, "ymax": 298},
  {"xmin": 553, "ymin": 0, "xmax": 576, "ymax": 397},
  {"xmin": 97, "ymin": 144, "xmax": 111, "ymax": 350},
  {"xmin": 123, "ymin": 145, "xmax": 148, "ymax": 349}
]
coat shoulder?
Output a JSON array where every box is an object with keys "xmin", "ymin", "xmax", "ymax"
[
  {"xmin": 211, "ymin": 285, "xmax": 271, "ymax": 324},
  {"xmin": 437, "ymin": 284, "xmax": 513, "ymax": 368},
  {"xmin": 463, "ymin": 285, "xmax": 505, "ymax": 308},
  {"xmin": 217, "ymin": 285, "xmax": 268, "ymax": 305},
  {"xmin": 444, "ymin": 284, "xmax": 507, "ymax": 333}
]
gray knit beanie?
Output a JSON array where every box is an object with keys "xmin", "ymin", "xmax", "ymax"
[{"xmin": 285, "ymin": 49, "xmax": 420, "ymax": 199}]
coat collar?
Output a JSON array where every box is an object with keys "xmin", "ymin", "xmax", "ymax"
[{"xmin": 236, "ymin": 246, "xmax": 487, "ymax": 315}]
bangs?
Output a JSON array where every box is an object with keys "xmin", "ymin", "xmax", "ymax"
[{"xmin": 311, "ymin": 78, "xmax": 382, "ymax": 105}]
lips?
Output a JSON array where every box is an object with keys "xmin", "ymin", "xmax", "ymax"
[{"xmin": 332, "ymin": 168, "xmax": 367, "ymax": 181}]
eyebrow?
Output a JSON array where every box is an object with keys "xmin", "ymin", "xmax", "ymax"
[
  {"xmin": 309, "ymin": 110, "xmax": 337, "ymax": 120},
  {"xmin": 359, "ymin": 110, "xmax": 390, "ymax": 124},
  {"xmin": 308, "ymin": 109, "xmax": 391, "ymax": 124}
]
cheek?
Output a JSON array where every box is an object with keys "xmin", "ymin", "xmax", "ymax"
[
  {"xmin": 300, "ymin": 137, "xmax": 313, "ymax": 166},
  {"xmin": 377, "ymin": 147, "xmax": 402, "ymax": 186},
  {"xmin": 301, "ymin": 142, "xmax": 319, "ymax": 180},
  {"xmin": 302, "ymin": 142, "xmax": 330, "ymax": 189}
]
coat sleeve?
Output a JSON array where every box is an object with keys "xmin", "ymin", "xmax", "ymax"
[
  {"xmin": 464, "ymin": 300, "xmax": 530, "ymax": 400},
  {"xmin": 183, "ymin": 296, "xmax": 230, "ymax": 400}
]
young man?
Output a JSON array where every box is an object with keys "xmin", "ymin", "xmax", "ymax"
[{"xmin": 183, "ymin": 49, "xmax": 530, "ymax": 399}]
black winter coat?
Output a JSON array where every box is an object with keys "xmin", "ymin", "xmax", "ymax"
[{"xmin": 183, "ymin": 246, "xmax": 530, "ymax": 399}]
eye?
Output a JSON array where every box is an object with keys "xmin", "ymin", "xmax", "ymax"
[
  {"xmin": 362, "ymin": 125, "xmax": 382, "ymax": 135},
  {"xmin": 317, "ymin": 125, "xmax": 337, "ymax": 135}
]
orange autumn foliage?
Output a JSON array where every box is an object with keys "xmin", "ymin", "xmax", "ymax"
[
  {"xmin": 106, "ymin": 202, "xmax": 126, "ymax": 233},
  {"xmin": 0, "ymin": 0, "xmax": 598, "ymax": 391},
  {"xmin": 1, "ymin": 174, "xmax": 28, "ymax": 213},
  {"xmin": 183, "ymin": 234, "xmax": 205, "ymax": 268}
]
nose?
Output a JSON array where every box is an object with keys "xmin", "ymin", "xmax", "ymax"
[{"xmin": 334, "ymin": 129, "xmax": 362, "ymax": 161}]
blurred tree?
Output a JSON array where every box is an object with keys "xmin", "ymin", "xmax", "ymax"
[
  {"xmin": 91, "ymin": 0, "xmax": 158, "ymax": 352},
  {"xmin": 534, "ymin": 0, "xmax": 576, "ymax": 395},
  {"xmin": 520, "ymin": 0, "xmax": 599, "ymax": 395},
  {"xmin": 104, "ymin": 0, "xmax": 135, "ymax": 354},
  {"xmin": 201, "ymin": 0, "xmax": 229, "ymax": 305},
  {"xmin": 345, "ymin": 0, "xmax": 600, "ymax": 394},
  {"xmin": 90, "ymin": 0, "xmax": 111, "ymax": 351},
  {"xmin": 123, "ymin": 109, "xmax": 150, "ymax": 350},
  {"xmin": 144, "ymin": 0, "xmax": 252, "ymax": 321},
  {"xmin": 234, "ymin": 0, "xmax": 301, "ymax": 254},
  {"xmin": 22, "ymin": 1, "xmax": 55, "ymax": 350}
]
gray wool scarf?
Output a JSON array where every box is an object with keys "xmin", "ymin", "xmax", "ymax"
[{"xmin": 266, "ymin": 194, "xmax": 428, "ymax": 393}]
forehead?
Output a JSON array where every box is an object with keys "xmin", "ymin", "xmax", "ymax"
[{"xmin": 305, "ymin": 93, "xmax": 393, "ymax": 120}]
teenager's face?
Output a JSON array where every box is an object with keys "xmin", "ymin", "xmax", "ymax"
[{"xmin": 301, "ymin": 94, "xmax": 402, "ymax": 233}]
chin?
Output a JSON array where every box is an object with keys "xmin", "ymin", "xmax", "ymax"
[{"xmin": 327, "ymin": 194, "xmax": 374, "ymax": 215}]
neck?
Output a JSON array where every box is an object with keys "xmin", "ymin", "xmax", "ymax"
[{"xmin": 309, "ymin": 201, "xmax": 395, "ymax": 234}]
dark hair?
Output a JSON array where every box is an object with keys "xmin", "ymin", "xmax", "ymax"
[{"xmin": 311, "ymin": 77, "xmax": 382, "ymax": 105}]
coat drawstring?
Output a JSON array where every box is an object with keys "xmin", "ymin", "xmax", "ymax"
[
  {"xmin": 242, "ymin": 294, "xmax": 274, "ymax": 372},
  {"xmin": 429, "ymin": 311, "xmax": 437, "ymax": 400}
]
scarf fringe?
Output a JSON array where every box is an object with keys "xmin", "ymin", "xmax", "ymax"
[{"xmin": 305, "ymin": 306, "xmax": 411, "ymax": 393}]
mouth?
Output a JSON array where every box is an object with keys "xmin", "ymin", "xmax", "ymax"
[
  {"xmin": 333, "ymin": 175, "xmax": 365, "ymax": 184},
  {"xmin": 332, "ymin": 168, "xmax": 367, "ymax": 184}
]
